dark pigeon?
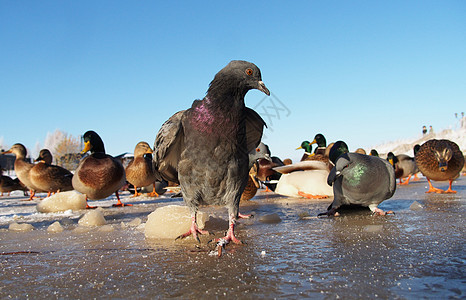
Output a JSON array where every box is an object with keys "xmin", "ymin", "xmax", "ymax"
[
  {"xmin": 153, "ymin": 60, "xmax": 269, "ymax": 251},
  {"xmin": 319, "ymin": 141, "xmax": 396, "ymax": 216}
]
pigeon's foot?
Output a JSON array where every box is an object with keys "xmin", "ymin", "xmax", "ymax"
[
  {"xmin": 176, "ymin": 219, "xmax": 210, "ymax": 243},
  {"xmin": 371, "ymin": 207, "xmax": 395, "ymax": 216},
  {"xmin": 238, "ymin": 212, "xmax": 253, "ymax": 219},
  {"xmin": 214, "ymin": 223, "xmax": 243, "ymax": 257},
  {"xmin": 298, "ymin": 191, "xmax": 329, "ymax": 199},
  {"xmin": 317, "ymin": 207, "xmax": 340, "ymax": 217}
]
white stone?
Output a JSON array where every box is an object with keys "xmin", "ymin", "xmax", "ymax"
[
  {"xmin": 37, "ymin": 191, "xmax": 87, "ymax": 213},
  {"xmin": 259, "ymin": 213, "xmax": 282, "ymax": 224},
  {"xmin": 98, "ymin": 225, "xmax": 115, "ymax": 232},
  {"xmin": 78, "ymin": 210, "xmax": 106, "ymax": 227},
  {"xmin": 127, "ymin": 217, "xmax": 142, "ymax": 227},
  {"xmin": 47, "ymin": 221, "xmax": 64, "ymax": 233},
  {"xmin": 9, "ymin": 222, "xmax": 34, "ymax": 232},
  {"xmin": 410, "ymin": 201, "xmax": 424, "ymax": 211},
  {"xmin": 145, "ymin": 205, "xmax": 209, "ymax": 239}
]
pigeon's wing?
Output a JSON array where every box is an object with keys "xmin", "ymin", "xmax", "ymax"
[
  {"xmin": 245, "ymin": 107, "xmax": 267, "ymax": 153},
  {"xmin": 153, "ymin": 110, "xmax": 185, "ymax": 184}
]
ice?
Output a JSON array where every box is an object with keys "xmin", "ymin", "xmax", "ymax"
[
  {"xmin": 259, "ymin": 213, "xmax": 282, "ymax": 224},
  {"xmin": 145, "ymin": 205, "xmax": 209, "ymax": 239},
  {"xmin": 9, "ymin": 222, "xmax": 34, "ymax": 232},
  {"xmin": 36, "ymin": 191, "xmax": 87, "ymax": 213},
  {"xmin": 47, "ymin": 221, "xmax": 64, "ymax": 233},
  {"xmin": 121, "ymin": 218, "xmax": 142, "ymax": 229},
  {"xmin": 78, "ymin": 209, "xmax": 107, "ymax": 227},
  {"xmin": 98, "ymin": 225, "xmax": 115, "ymax": 232},
  {"xmin": 410, "ymin": 201, "xmax": 424, "ymax": 211}
]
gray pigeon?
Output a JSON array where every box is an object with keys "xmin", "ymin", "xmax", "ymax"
[
  {"xmin": 154, "ymin": 60, "xmax": 269, "ymax": 248},
  {"xmin": 248, "ymin": 142, "xmax": 271, "ymax": 169},
  {"xmin": 320, "ymin": 141, "xmax": 396, "ymax": 216}
]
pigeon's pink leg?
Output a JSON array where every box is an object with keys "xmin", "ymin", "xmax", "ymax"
[
  {"xmin": 369, "ymin": 204, "xmax": 395, "ymax": 215},
  {"xmin": 176, "ymin": 215, "xmax": 209, "ymax": 243}
]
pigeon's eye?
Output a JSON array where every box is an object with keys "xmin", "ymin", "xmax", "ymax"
[
  {"xmin": 246, "ymin": 68, "xmax": 253, "ymax": 76},
  {"xmin": 256, "ymin": 148, "xmax": 260, "ymax": 152}
]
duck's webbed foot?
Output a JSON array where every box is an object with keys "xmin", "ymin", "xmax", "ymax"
[{"xmin": 298, "ymin": 191, "xmax": 329, "ymax": 199}]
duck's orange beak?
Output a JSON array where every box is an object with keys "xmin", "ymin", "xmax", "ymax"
[{"xmin": 81, "ymin": 141, "xmax": 92, "ymax": 154}]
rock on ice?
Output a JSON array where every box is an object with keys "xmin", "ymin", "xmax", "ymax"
[
  {"xmin": 259, "ymin": 213, "xmax": 282, "ymax": 224},
  {"xmin": 78, "ymin": 209, "xmax": 107, "ymax": 227},
  {"xmin": 145, "ymin": 205, "xmax": 209, "ymax": 239},
  {"xmin": 410, "ymin": 201, "xmax": 424, "ymax": 211},
  {"xmin": 37, "ymin": 191, "xmax": 87, "ymax": 213},
  {"xmin": 47, "ymin": 221, "xmax": 64, "ymax": 233},
  {"xmin": 9, "ymin": 222, "xmax": 34, "ymax": 232}
]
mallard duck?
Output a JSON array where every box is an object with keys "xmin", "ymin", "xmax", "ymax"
[
  {"xmin": 240, "ymin": 168, "xmax": 261, "ymax": 201},
  {"xmin": 354, "ymin": 148, "xmax": 367, "ymax": 155},
  {"xmin": 273, "ymin": 161, "xmax": 333, "ymax": 199},
  {"xmin": 125, "ymin": 142, "xmax": 158, "ymax": 198},
  {"xmin": 387, "ymin": 151, "xmax": 419, "ymax": 185},
  {"xmin": 72, "ymin": 131, "xmax": 128, "ymax": 208},
  {"xmin": 415, "ymin": 139, "xmax": 464, "ymax": 193},
  {"xmin": 296, "ymin": 141, "xmax": 314, "ymax": 161},
  {"xmin": 241, "ymin": 142, "xmax": 271, "ymax": 201},
  {"xmin": 0, "ymin": 170, "xmax": 28, "ymax": 196},
  {"xmin": 29, "ymin": 149, "xmax": 73, "ymax": 197},
  {"xmin": 310, "ymin": 133, "xmax": 328, "ymax": 156},
  {"xmin": 307, "ymin": 134, "xmax": 333, "ymax": 171},
  {"xmin": 1, "ymin": 143, "xmax": 40, "ymax": 200},
  {"xmin": 369, "ymin": 149, "xmax": 379, "ymax": 157},
  {"xmin": 319, "ymin": 141, "xmax": 396, "ymax": 216}
]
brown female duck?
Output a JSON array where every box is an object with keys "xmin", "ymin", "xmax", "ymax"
[
  {"xmin": 415, "ymin": 139, "xmax": 464, "ymax": 193},
  {"xmin": 72, "ymin": 131, "xmax": 128, "ymax": 208},
  {"xmin": 1, "ymin": 143, "xmax": 40, "ymax": 200},
  {"xmin": 125, "ymin": 141, "xmax": 158, "ymax": 198},
  {"xmin": 0, "ymin": 170, "xmax": 28, "ymax": 196},
  {"xmin": 30, "ymin": 149, "xmax": 73, "ymax": 197}
]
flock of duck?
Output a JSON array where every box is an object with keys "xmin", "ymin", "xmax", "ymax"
[{"xmin": 1, "ymin": 60, "xmax": 465, "ymax": 253}]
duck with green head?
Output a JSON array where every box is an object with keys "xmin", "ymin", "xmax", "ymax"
[
  {"xmin": 310, "ymin": 133, "xmax": 327, "ymax": 156},
  {"xmin": 296, "ymin": 141, "xmax": 314, "ymax": 161},
  {"xmin": 369, "ymin": 149, "xmax": 379, "ymax": 157},
  {"xmin": 72, "ymin": 131, "xmax": 128, "ymax": 208}
]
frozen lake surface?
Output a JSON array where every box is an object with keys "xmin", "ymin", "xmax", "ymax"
[{"xmin": 1, "ymin": 176, "xmax": 465, "ymax": 299}]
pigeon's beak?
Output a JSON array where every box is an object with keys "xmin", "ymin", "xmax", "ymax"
[{"xmin": 257, "ymin": 81, "xmax": 270, "ymax": 96}]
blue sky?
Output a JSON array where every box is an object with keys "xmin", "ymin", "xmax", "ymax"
[{"xmin": 1, "ymin": 1, "xmax": 465, "ymax": 162}]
